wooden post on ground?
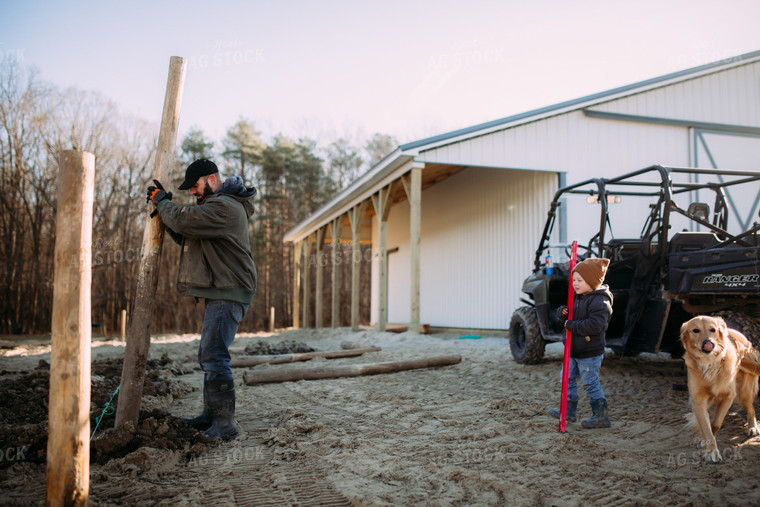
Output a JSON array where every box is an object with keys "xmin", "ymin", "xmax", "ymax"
[
  {"xmin": 46, "ymin": 150, "xmax": 95, "ymax": 506},
  {"xmin": 243, "ymin": 354, "xmax": 462, "ymax": 384},
  {"xmin": 269, "ymin": 306, "xmax": 275, "ymax": 333},
  {"xmin": 115, "ymin": 56, "xmax": 186, "ymax": 428}
]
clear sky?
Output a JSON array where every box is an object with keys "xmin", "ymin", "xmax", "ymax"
[{"xmin": 1, "ymin": 0, "xmax": 759, "ymax": 148}]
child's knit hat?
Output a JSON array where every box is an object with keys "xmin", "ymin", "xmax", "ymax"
[{"xmin": 572, "ymin": 257, "xmax": 610, "ymax": 290}]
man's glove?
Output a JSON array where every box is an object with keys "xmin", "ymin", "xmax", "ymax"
[
  {"xmin": 147, "ymin": 179, "xmax": 172, "ymax": 204},
  {"xmin": 146, "ymin": 179, "xmax": 172, "ymax": 218}
]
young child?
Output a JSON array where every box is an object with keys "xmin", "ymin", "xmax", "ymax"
[{"xmin": 549, "ymin": 257, "xmax": 613, "ymax": 428}]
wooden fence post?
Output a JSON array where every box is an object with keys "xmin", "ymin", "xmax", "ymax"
[
  {"xmin": 46, "ymin": 150, "xmax": 95, "ymax": 506},
  {"xmin": 115, "ymin": 56, "xmax": 186, "ymax": 428}
]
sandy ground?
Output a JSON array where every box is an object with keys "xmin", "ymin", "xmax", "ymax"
[{"xmin": 2, "ymin": 327, "xmax": 760, "ymax": 506}]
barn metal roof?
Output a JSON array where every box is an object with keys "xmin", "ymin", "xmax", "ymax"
[{"xmin": 284, "ymin": 49, "xmax": 760, "ymax": 243}]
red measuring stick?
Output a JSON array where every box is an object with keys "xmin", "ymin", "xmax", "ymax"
[{"xmin": 559, "ymin": 241, "xmax": 578, "ymax": 432}]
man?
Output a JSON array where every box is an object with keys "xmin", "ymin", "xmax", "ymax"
[{"xmin": 147, "ymin": 158, "xmax": 257, "ymax": 441}]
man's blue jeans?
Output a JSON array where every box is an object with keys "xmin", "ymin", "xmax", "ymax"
[
  {"xmin": 563, "ymin": 354, "xmax": 606, "ymax": 403},
  {"xmin": 199, "ymin": 299, "xmax": 249, "ymax": 382}
]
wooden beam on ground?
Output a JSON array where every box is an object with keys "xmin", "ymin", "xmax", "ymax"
[
  {"xmin": 349, "ymin": 202, "xmax": 368, "ymax": 331},
  {"xmin": 331, "ymin": 216, "xmax": 343, "ymax": 328},
  {"xmin": 47, "ymin": 150, "xmax": 95, "ymax": 506},
  {"xmin": 314, "ymin": 227, "xmax": 326, "ymax": 327},
  {"xmin": 243, "ymin": 354, "xmax": 461, "ymax": 384},
  {"xmin": 115, "ymin": 56, "xmax": 186, "ymax": 428},
  {"xmin": 230, "ymin": 347, "xmax": 381, "ymax": 367}
]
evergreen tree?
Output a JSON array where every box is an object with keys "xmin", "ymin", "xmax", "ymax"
[
  {"xmin": 222, "ymin": 118, "xmax": 264, "ymax": 185},
  {"xmin": 180, "ymin": 127, "xmax": 215, "ymax": 164}
]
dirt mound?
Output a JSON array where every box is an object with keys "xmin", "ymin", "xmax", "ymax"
[
  {"xmin": 91, "ymin": 409, "xmax": 212, "ymax": 465},
  {"xmin": 0, "ymin": 353, "xmax": 203, "ymax": 470},
  {"xmin": 244, "ymin": 339, "xmax": 315, "ymax": 355}
]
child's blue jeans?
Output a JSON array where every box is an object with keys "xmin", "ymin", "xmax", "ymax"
[{"xmin": 563, "ymin": 354, "xmax": 606, "ymax": 402}]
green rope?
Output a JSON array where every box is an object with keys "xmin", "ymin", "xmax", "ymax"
[{"xmin": 90, "ymin": 384, "xmax": 120, "ymax": 441}]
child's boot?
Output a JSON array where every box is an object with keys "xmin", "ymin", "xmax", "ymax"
[
  {"xmin": 582, "ymin": 398, "xmax": 611, "ymax": 428},
  {"xmin": 549, "ymin": 399, "xmax": 578, "ymax": 422}
]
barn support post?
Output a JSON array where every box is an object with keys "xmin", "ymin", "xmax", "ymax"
[
  {"xmin": 302, "ymin": 238, "xmax": 312, "ymax": 328},
  {"xmin": 402, "ymin": 163, "xmax": 423, "ymax": 333},
  {"xmin": 349, "ymin": 201, "xmax": 368, "ymax": 331},
  {"xmin": 115, "ymin": 56, "xmax": 186, "ymax": 428},
  {"xmin": 47, "ymin": 150, "xmax": 95, "ymax": 506},
  {"xmin": 371, "ymin": 182, "xmax": 394, "ymax": 332},
  {"xmin": 293, "ymin": 240, "xmax": 302, "ymax": 328},
  {"xmin": 315, "ymin": 227, "xmax": 326, "ymax": 328},
  {"xmin": 331, "ymin": 216, "xmax": 343, "ymax": 328}
]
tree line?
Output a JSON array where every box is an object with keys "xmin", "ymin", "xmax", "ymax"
[{"xmin": 0, "ymin": 58, "xmax": 396, "ymax": 335}]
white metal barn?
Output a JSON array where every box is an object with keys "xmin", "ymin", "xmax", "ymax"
[{"xmin": 283, "ymin": 50, "xmax": 760, "ymax": 332}]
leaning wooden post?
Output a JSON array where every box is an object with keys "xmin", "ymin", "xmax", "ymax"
[
  {"xmin": 47, "ymin": 150, "xmax": 95, "ymax": 506},
  {"xmin": 115, "ymin": 56, "xmax": 186, "ymax": 428}
]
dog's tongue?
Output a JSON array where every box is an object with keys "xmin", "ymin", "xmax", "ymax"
[{"xmin": 702, "ymin": 340, "xmax": 715, "ymax": 353}]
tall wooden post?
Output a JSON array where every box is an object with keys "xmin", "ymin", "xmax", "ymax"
[
  {"xmin": 402, "ymin": 164, "xmax": 423, "ymax": 333},
  {"xmin": 47, "ymin": 150, "xmax": 95, "ymax": 506},
  {"xmin": 331, "ymin": 216, "xmax": 343, "ymax": 328},
  {"xmin": 349, "ymin": 201, "xmax": 368, "ymax": 331},
  {"xmin": 115, "ymin": 56, "xmax": 186, "ymax": 428},
  {"xmin": 371, "ymin": 183, "xmax": 394, "ymax": 332},
  {"xmin": 314, "ymin": 228, "xmax": 326, "ymax": 328}
]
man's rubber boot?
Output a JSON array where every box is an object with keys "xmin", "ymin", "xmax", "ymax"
[
  {"xmin": 203, "ymin": 378, "xmax": 239, "ymax": 441},
  {"xmin": 181, "ymin": 379, "xmax": 212, "ymax": 431},
  {"xmin": 549, "ymin": 399, "xmax": 578, "ymax": 422},
  {"xmin": 582, "ymin": 398, "xmax": 611, "ymax": 428}
]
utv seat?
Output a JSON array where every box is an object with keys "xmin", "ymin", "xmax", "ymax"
[{"xmin": 669, "ymin": 232, "xmax": 720, "ymax": 253}]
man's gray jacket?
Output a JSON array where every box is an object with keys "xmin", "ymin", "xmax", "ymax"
[{"xmin": 156, "ymin": 176, "xmax": 257, "ymax": 304}]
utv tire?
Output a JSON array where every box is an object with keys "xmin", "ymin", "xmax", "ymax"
[
  {"xmin": 712, "ymin": 310, "xmax": 760, "ymax": 349},
  {"xmin": 510, "ymin": 306, "xmax": 546, "ymax": 364}
]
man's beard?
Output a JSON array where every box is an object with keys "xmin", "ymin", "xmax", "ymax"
[{"xmin": 196, "ymin": 181, "xmax": 214, "ymax": 202}]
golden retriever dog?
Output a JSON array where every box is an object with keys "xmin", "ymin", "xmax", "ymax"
[{"xmin": 680, "ymin": 315, "xmax": 760, "ymax": 463}]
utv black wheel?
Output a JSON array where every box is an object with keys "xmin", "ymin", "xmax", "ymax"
[
  {"xmin": 712, "ymin": 310, "xmax": 760, "ymax": 349},
  {"xmin": 510, "ymin": 306, "xmax": 546, "ymax": 364}
]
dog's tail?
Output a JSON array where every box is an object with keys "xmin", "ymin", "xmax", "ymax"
[
  {"xmin": 739, "ymin": 346, "xmax": 760, "ymax": 376},
  {"xmin": 684, "ymin": 412, "xmax": 697, "ymax": 428}
]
